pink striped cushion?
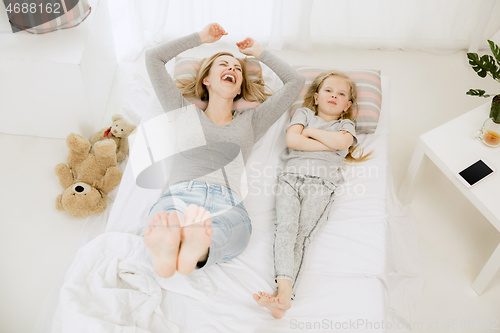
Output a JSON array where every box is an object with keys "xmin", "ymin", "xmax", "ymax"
[
  {"xmin": 174, "ymin": 56, "xmax": 263, "ymax": 111},
  {"xmin": 292, "ymin": 66, "xmax": 382, "ymax": 134}
]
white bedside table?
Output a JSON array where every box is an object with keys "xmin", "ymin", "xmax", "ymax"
[{"xmin": 398, "ymin": 102, "xmax": 500, "ymax": 295}]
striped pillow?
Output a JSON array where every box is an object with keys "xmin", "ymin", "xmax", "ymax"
[
  {"xmin": 291, "ymin": 66, "xmax": 382, "ymax": 134},
  {"xmin": 6, "ymin": 0, "xmax": 91, "ymax": 34},
  {"xmin": 174, "ymin": 56, "xmax": 263, "ymax": 111}
]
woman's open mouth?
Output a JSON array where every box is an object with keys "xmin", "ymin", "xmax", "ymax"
[{"xmin": 221, "ymin": 73, "xmax": 236, "ymax": 84}]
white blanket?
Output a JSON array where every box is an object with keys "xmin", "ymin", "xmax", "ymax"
[
  {"xmin": 55, "ymin": 232, "xmax": 218, "ymax": 332},
  {"xmin": 39, "ymin": 69, "xmax": 425, "ymax": 333}
]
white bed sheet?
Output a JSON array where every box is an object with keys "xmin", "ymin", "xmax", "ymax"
[{"xmin": 37, "ymin": 65, "xmax": 425, "ymax": 333}]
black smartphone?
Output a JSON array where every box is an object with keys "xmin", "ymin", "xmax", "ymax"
[{"xmin": 455, "ymin": 159, "xmax": 496, "ymax": 188}]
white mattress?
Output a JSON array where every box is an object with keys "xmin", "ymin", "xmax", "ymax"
[{"xmin": 37, "ymin": 64, "xmax": 425, "ymax": 333}]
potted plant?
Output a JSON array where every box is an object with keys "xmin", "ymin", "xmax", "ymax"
[{"xmin": 466, "ymin": 40, "xmax": 500, "ymax": 123}]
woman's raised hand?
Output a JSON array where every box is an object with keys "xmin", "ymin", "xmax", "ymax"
[
  {"xmin": 199, "ymin": 23, "xmax": 228, "ymax": 44},
  {"xmin": 236, "ymin": 37, "xmax": 264, "ymax": 59}
]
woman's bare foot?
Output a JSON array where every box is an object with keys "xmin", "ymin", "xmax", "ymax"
[
  {"xmin": 177, "ymin": 204, "xmax": 213, "ymax": 275},
  {"xmin": 144, "ymin": 211, "xmax": 181, "ymax": 278},
  {"xmin": 253, "ymin": 290, "xmax": 291, "ymax": 319}
]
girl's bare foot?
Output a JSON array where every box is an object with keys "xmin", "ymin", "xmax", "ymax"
[
  {"xmin": 144, "ymin": 211, "xmax": 181, "ymax": 278},
  {"xmin": 253, "ymin": 290, "xmax": 291, "ymax": 319},
  {"xmin": 177, "ymin": 204, "xmax": 213, "ymax": 275},
  {"xmin": 271, "ymin": 289, "xmax": 292, "ymax": 311}
]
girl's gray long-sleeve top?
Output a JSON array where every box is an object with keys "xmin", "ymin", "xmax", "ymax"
[{"xmin": 145, "ymin": 32, "xmax": 305, "ymax": 199}]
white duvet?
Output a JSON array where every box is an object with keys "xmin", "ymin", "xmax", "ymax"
[
  {"xmin": 55, "ymin": 232, "xmax": 219, "ymax": 333},
  {"xmin": 39, "ymin": 69, "xmax": 424, "ymax": 333}
]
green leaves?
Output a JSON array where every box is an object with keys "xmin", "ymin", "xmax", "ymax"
[
  {"xmin": 466, "ymin": 89, "xmax": 491, "ymax": 98},
  {"xmin": 489, "ymin": 40, "xmax": 500, "ymax": 68},
  {"xmin": 467, "ymin": 53, "xmax": 499, "ymax": 79},
  {"xmin": 466, "ymin": 40, "xmax": 500, "ymax": 98}
]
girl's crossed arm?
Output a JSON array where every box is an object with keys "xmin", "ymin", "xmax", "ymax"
[
  {"xmin": 286, "ymin": 124, "xmax": 334, "ymax": 151},
  {"xmin": 302, "ymin": 127, "xmax": 354, "ymax": 151}
]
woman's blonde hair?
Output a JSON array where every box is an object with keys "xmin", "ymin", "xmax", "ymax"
[
  {"xmin": 176, "ymin": 52, "xmax": 271, "ymax": 103},
  {"xmin": 302, "ymin": 70, "xmax": 372, "ymax": 163}
]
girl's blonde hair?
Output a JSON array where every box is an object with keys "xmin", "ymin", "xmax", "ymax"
[
  {"xmin": 302, "ymin": 70, "xmax": 372, "ymax": 163},
  {"xmin": 176, "ymin": 52, "xmax": 271, "ymax": 103}
]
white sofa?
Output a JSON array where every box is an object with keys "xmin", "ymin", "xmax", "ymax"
[{"xmin": 0, "ymin": 0, "xmax": 117, "ymax": 139}]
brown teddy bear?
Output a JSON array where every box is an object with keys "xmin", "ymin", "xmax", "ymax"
[
  {"xmin": 90, "ymin": 114, "xmax": 136, "ymax": 162},
  {"xmin": 55, "ymin": 133, "xmax": 122, "ymax": 218}
]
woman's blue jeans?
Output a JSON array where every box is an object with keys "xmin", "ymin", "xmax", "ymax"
[{"xmin": 148, "ymin": 181, "xmax": 252, "ymax": 269}]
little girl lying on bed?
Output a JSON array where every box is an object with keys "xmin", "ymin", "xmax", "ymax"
[{"xmin": 253, "ymin": 70, "xmax": 372, "ymax": 319}]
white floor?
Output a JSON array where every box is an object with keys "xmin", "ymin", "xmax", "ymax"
[{"xmin": 1, "ymin": 43, "xmax": 500, "ymax": 333}]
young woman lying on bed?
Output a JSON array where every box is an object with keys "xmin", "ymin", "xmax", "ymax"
[{"xmin": 143, "ymin": 23, "xmax": 304, "ymax": 282}]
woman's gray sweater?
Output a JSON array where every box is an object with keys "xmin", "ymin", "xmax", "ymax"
[{"xmin": 145, "ymin": 32, "xmax": 304, "ymax": 198}]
